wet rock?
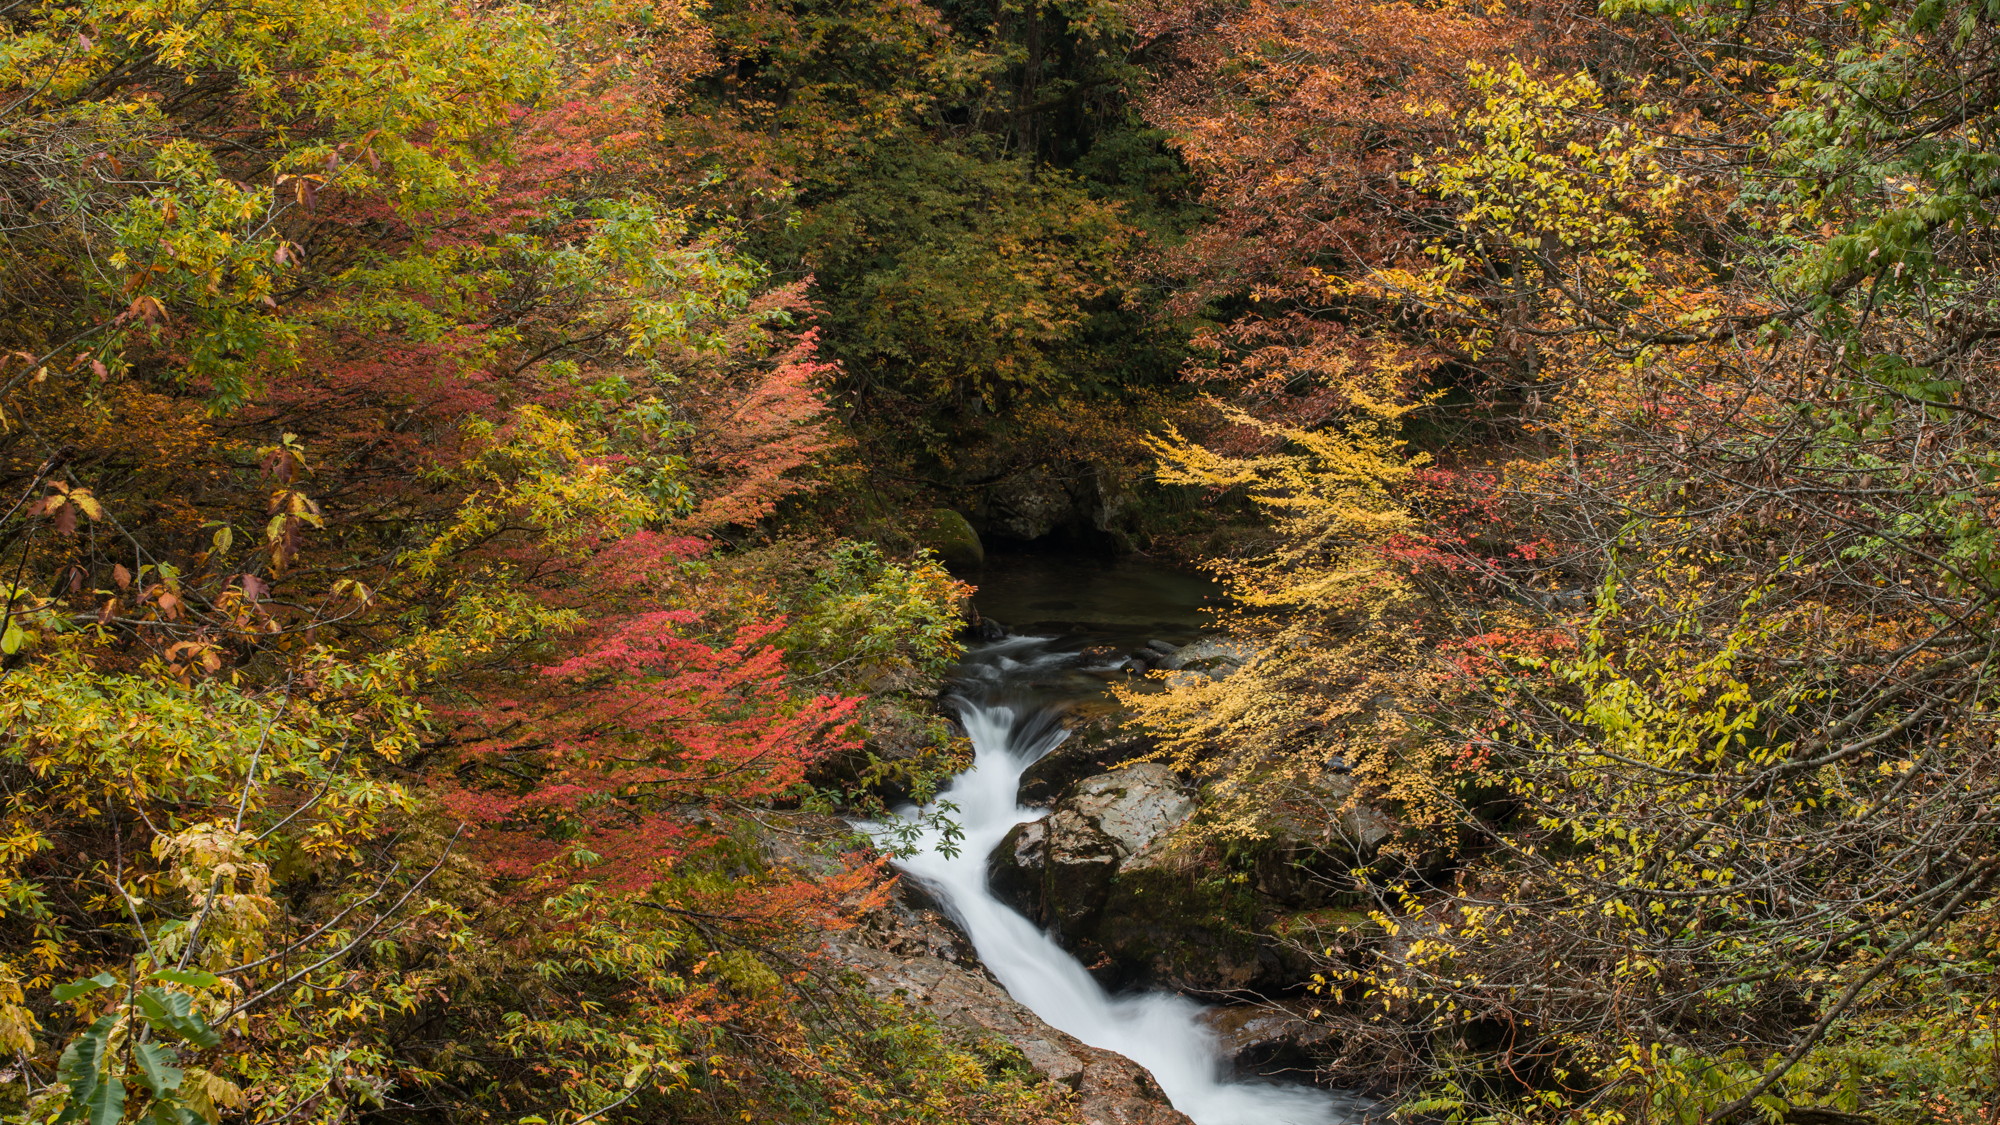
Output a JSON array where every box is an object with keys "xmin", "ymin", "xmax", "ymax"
[
  {"xmin": 997, "ymin": 756, "xmax": 1345, "ymax": 994},
  {"xmin": 992, "ymin": 764, "xmax": 1203, "ymax": 958},
  {"xmin": 961, "ymin": 600, "xmax": 1007, "ymax": 641},
  {"xmin": 1017, "ymin": 715, "xmax": 1156, "ymax": 806},
  {"xmin": 1090, "ymin": 864, "xmax": 1275, "ymax": 993},
  {"xmin": 1062, "ymin": 764, "xmax": 1195, "ymax": 864},
  {"xmin": 1144, "ymin": 639, "xmax": 1180, "ymax": 657},
  {"xmin": 1200, "ymin": 1002, "xmax": 1339, "ymax": 1073},
  {"xmin": 988, "ymin": 818, "xmax": 1050, "ymax": 918}
]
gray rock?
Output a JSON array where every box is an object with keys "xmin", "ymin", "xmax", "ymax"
[
  {"xmin": 1267, "ymin": 769, "xmax": 1396, "ymax": 855},
  {"xmin": 1059, "ymin": 764, "xmax": 1195, "ymax": 866},
  {"xmin": 991, "ymin": 764, "xmax": 1200, "ymax": 955},
  {"xmin": 988, "ymin": 818, "xmax": 1051, "ymax": 918},
  {"xmin": 1158, "ymin": 637, "xmax": 1257, "ymax": 677},
  {"xmin": 1200, "ymin": 1002, "xmax": 1338, "ymax": 1067},
  {"xmin": 1250, "ymin": 769, "xmax": 1398, "ymax": 909}
]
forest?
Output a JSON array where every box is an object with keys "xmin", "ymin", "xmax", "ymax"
[{"xmin": 2, "ymin": 0, "xmax": 1999, "ymax": 1120}]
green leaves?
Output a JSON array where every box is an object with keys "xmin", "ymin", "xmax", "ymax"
[
  {"xmin": 52, "ymin": 973, "xmax": 121, "ymax": 1003},
  {"xmin": 46, "ymin": 973, "xmax": 223, "ymax": 1125},
  {"xmin": 136, "ymin": 988, "xmax": 222, "ymax": 1049},
  {"xmin": 148, "ymin": 970, "xmax": 220, "ymax": 990},
  {"xmin": 55, "ymin": 1015, "xmax": 126, "ymax": 1125},
  {"xmin": 132, "ymin": 1042, "xmax": 184, "ymax": 1096}
]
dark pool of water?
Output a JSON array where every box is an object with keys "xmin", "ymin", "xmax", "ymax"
[{"xmin": 962, "ymin": 548, "xmax": 1227, "ymax": 653}]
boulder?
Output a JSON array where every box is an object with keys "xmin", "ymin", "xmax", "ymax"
[
  {"xmin": 913, "ymin": 507, "xmax": 985, "ymax": 571},
  {"xmin": 987, "ymin": 818, "xmax": 1052, "ymax": 921},
  {"xmin": 965, "ymin": 460, "xmax": 1140, "ymax": 550},
  {"xmin": 1250, "ymin": 770, "xmax": 1398, "ymax": 910},
  {"xmin": 1088, "ymin": 862, "xmax": 1274, "ymax": 993},
  {"xmin": 1061, "ymin": 764, "xmax": 1196, "ymax": 865},
  {"xmin": 989, "ymin": 810, "xmax": 1117, "ymax": 939},
  {"xmin": 987, "ymin": 763, "xmax": 1294, "ymax": 992},
  {"xmin": 1158, "ymin": 637, "xmax": 1256, "ymax": 675},
  {"xmin": 1200, "ymin": 1002, "xmax": 1339, "ymax": 1073},
  {"xmin": 986, "ymin": 466, "xmax": 1079, "ymax": 542},
  {"xmin": 995, "ymin": 759, "xmax": 1365, "ymax": 995},
  {"xmin": 990, "ymin": 763, "xmax": 1193, "ymax": 936},
  {"xmin": 828, "ymin": 913, "xmax": 1194, "ymax": 1125},
  {"xmin": 1017, "ymin": 715, "xmax": 1156, "ymax": 806}
]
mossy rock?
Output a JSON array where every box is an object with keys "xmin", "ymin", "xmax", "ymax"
[
  {"xmin": 912, "ymin": 507, "xmax": 984, "ymax": 571},
  {"xmin": 1089, "ymin": 865, "xmax": 1273, "ymax": 993}
]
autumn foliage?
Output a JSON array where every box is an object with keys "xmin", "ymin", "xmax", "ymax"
[
  {"xmin": 0, "ymin": 0, "xmax": 1049, "ymax": 1121},
  {"xmin": 1121, "ymin": 0, "xmax": 2000, "ymax": 1119},
  {"xmin": 13, "ymin": 0, "xmax": 2000, "ymax": 1119}
]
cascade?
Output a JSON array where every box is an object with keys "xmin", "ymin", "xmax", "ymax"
[{"xmin": 871, "ymin": 635, "xmax": 1360, "ymax": 1125}]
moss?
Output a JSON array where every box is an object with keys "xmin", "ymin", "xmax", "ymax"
[
  {"xmin": 1268, "ymin": 906, "xmax": 1385, "ymax": 941},
  {"xmin": 1092, "ymin": 864, "xmax": 1267, "ymax": 989},
  {"xmin": 911, "ymin": 507, "xmax": 985, "ymax": 571}
]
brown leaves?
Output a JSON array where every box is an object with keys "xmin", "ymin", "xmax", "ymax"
[{"xmin": 124, "ymin": 294, "xmax": 169, "ymax": 325}]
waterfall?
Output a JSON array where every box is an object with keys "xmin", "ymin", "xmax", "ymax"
[{"xmin": 871, "ymin": 637, "xmax": 1355, "ymax": 1125}]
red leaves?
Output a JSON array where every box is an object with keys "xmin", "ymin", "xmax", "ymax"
[
  {"xmin": 437, "ymin": 537, "xmax": 862, "ymax": 894},
  {"xmin": 680, "ymin": 317, "xmax": 840, "ymax": 532}
]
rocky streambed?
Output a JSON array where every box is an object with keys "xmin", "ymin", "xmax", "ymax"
[{"xmin": 821, "ymin": 552, "xmax": 1381, "ymax": 1125}]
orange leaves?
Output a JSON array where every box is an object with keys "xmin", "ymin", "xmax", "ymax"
[
  {"xmin": 264, "ymin": 491, "xmax": 324, "ymax": 573},
  {"xmin": 1133, "ymin": 0, "xmax": 1536, "ymax": 431},
  {"xmin": 163, "ymin": 639, "xmax": 224, "ymax": 684}
]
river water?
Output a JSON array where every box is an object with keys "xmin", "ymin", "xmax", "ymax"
[{"xmin": 871, "ymin": 553, "xmax": 1358, "ymax": 1125}]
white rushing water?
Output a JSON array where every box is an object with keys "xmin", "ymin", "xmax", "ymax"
[{"xmin": 874, "ymin": 637, "xmax": 1354, "ymax": 1125}]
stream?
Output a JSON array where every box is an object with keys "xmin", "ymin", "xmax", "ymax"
[{"xmin": 871, "ymin": 553, "xmax": 1361, "ymax": 1125}]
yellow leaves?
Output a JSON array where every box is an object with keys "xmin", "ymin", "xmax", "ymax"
[
  {"xmin": 402, "ymin": 403, "xmax": 663, "ymax": 585},
  {"xmin": 1144, "ymin": 421, "xmax": 1271, "ymax": 490},
  {"xmin": 180, "ymin": 1066, "xmax": 247, "ymax": 1124},
  {"xmin": 0, "ymin": 962, "xmax": 38, "ymax": 1054},
  {"xmin": 1382, "ymin": 58, "xmax": 1712, "ymax": 385}
]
